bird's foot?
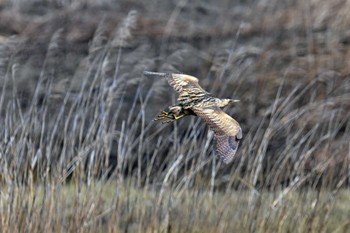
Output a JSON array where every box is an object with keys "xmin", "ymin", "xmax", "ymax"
[
  {"xmin": 154, "ymin": 111, "xmax": 185, "ymax": 123},
  {"xmin": 154, "ymin": 111, "xmax": 174, "ymax": 122}
]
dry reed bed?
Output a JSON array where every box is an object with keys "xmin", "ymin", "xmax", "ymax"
[{"xmin": 0, "ymin": 0, "xmax": 350, "ymax": 232}]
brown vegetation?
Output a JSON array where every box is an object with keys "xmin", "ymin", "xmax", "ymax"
[{"xmin": 0, "ymin": 0, "xmax": 349, "ymax": 232}]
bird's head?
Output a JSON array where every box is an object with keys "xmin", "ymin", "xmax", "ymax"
[{"xmin": 220, "ymin": 98, "xmax": 240, "ymax": 108}]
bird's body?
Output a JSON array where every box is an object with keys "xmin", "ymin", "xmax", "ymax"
[{"xmin": 144, "ymin": 71, "xmax": 242, "ymax": 164}]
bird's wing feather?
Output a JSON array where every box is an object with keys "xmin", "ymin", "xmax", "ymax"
[
  {"xmin": 168, "ymin": 73, "xmax": 207, "ymax": 94},
  {"xmin": 192, "ymin": 106, "xmax": 242, "ymax": 163}
]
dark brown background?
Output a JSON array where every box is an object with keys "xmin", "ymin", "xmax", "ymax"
[{"xmin": 0, "ymin": 0, "xmax": 349, "ymax": 188}]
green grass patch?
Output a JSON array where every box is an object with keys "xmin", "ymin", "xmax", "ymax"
[{"xmin": 1, "ymin": 181, "xmax": 349, "ymax": 233}]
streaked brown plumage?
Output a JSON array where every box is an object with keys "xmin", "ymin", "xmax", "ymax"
[{"xmin": 144, "ymin": 71, "xmax": 242, "ymax": 164}]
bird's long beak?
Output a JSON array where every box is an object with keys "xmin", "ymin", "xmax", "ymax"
[
  {"xmin": 231, "ymin": 99, "xmax": 240, "ymax": 103},
  {"xmin": 143, "ymin": 71, "xmax": 167, "ymax": 77}
]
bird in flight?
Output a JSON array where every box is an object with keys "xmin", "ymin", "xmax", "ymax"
[{"xmin": 144, "ymin": 71, "xmax": 242, "ymax": 164}]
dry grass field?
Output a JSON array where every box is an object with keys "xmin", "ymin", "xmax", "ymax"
[{"xmin": 0, "ymin": 0, "xmax": 349, "ymax": 232}]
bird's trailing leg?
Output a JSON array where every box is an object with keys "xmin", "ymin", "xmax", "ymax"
[{"xmin": 155, "ymin": 106, "xmax": 187, "ymax": 123}]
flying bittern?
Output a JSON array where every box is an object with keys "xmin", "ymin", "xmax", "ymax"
[{"xmin": 144, "ymin": 71, "xmax": 242, "ymax": 164}]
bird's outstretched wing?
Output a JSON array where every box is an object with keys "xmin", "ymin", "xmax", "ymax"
[
  {"xmin": 192, "ymin": 106, "xmax": 242, "ymax": 163},
  {"xmin": 143, "ymin": 71, "xmax": 207, "ymax": 94},
  {"xmin": 167, "ymin": 73, "xmax": 207, "ymax": 94}
]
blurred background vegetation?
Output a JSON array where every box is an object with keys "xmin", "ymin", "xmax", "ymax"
[{"xmin": 0, "ymin": 0, "xmax": 349, "ymax": 232}]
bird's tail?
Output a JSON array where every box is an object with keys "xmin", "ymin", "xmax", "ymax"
[{"xmin": 143, "ymin": 71, "xmax": 168, "ymax": 78}]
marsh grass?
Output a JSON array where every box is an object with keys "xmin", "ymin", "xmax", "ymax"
[
  {"xmin": 0, "ymin": 181, "xmax": 349, "ymax": 233},
  {"xmin": 0, "ymin": 0, "xmax": 350, "ymax": 232}
]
